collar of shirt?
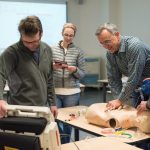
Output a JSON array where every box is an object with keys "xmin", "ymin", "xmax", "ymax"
[
  {"xmin": 33, "ymin": 48, "xmax": 40, "ymax": 64},
  {"xmin": 118, "ymin": 36, "xmax": 126, "ymax": 53}
]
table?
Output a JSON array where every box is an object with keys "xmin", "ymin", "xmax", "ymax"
[
  {"xmin": 97, "ymin": 79, "xmax": 108, "ymax": 102},
  {"xmin": 98, "ymin": 77, "xmax": 128, "ymax": 102},
  {"xmin": 57, "ymin": 106, "xmax": 150, "ymax": 144},
  {"xmin": 61, "ymin": 137, "xmax": 142, "ymax": 150},
  {"xmin": 4, "ymin": 84, "xmax": 9, "ymax": 99}
]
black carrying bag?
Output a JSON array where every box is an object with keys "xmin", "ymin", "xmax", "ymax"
[
  {"xmin": 0, "ymin": 132, "xmax": 41, "ymax": 150},
  {"xmin": 0, "ymin": 116, "xmax": 47, "ymax": 150}
]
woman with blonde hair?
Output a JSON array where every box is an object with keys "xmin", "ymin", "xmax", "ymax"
[{"xmin": 52, "ymin": 23, "xmax": 85, "ymax": 143}]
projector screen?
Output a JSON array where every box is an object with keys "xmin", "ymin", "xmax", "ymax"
[{"xmin": 0, "ymin": 0, "xmax": 67, "ymax": 53}]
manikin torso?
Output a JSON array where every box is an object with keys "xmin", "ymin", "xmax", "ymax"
[{"xmin": 85, "ymin": 103, "xmax": 150, "ymax": 133}]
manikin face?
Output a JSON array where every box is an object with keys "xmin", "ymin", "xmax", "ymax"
[
  {"xmin": 62, "ymin": 27, "xmax": 75, "ymax": 45},
  {"xmin": 21, "ymin": 31, "xmax": 42, "ymax": 51},
  {"xmin": 97, "ymin": 29, "xmax": 120, "ymax": 53}
]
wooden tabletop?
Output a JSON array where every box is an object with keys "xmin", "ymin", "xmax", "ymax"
[
  {"xmin": 97, "ymin": 77, "xmax": 128, "ymax": 84},
  {"xmin": 61, "ymin": 137, "xmax": 142, "ymax": 150},
  {"xmin": 97, "ymin": 79, "xmax": 109, "ymax": 83},
  {"xmin": 57, "ymin": 106, "xmax": 150, "ymax": 143}
]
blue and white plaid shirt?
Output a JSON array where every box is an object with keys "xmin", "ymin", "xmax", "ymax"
[{"xmin": 107, "ymin": 36, "xmax": 150, "ymax": 102}]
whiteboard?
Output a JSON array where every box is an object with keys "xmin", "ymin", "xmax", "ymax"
[{"xmin": 0, "ymin": 1, "xmax": 66, "ymax": 53}]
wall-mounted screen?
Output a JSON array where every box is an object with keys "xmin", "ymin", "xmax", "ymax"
[{"xmin": 0, "ymin": 0, "xmax": 67, "ymax": 53}]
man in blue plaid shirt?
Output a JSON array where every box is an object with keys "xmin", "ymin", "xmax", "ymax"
[{"xmin": 95, "ymin": 23, "xmax": 150, "ymax": 111}]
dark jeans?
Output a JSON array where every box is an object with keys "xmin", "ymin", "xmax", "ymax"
[{"xmin": 57, "ymin": 122, "xmax": 72, "ymax": 144}]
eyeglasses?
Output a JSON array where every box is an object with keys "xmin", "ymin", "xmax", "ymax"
[
  {"xmin": 63, "ymin": 33, "xmax": 74, "ymax": 38},
  {"xmin": 100, "ymin": 39, "xmax": 112, "ymax": 46},
  {"xmin": 22, "ymin": 38, "xmax": 41, "ymax": 45},
  {"xmin": 21, "ymin": 32, "xmax": 42, "ymax": 45},
  {"xmin": 100, "ymin": 37, "xmax": 114, "ymax": 46}
]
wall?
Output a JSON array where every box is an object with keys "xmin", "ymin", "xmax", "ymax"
[
  {"xmin": 67, "ymin": 0, "xmax": 109, "ymax": 79},
  {"xmin": 67, "ymin": 0, "xmax": 150, "ymax": 79},
  {"xmin": 120, "ymin": 0, "xmax": 150, "ymax": 45}
]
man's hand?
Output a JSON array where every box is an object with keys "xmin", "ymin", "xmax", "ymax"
[
  {"xmin": 137, "ymin": 101, "xmax": 148, "ymax": 115},
  {"xmin": 50, "ymin": 106, "xmax": 58, "ymax": 119},
  {"xmin": 105, "ymin": 99, "xmax": 122, "ymax": 111},
  {"xmin": 0, "ymin": 100, "xmax": 8, "ymax": 118}
]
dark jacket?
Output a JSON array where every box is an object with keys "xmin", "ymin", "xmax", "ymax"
[{"xmin": 0, "ymin": 40, "xmax": 56, "ymax": 106}]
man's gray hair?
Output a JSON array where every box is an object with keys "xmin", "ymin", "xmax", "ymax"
[{"xmin": 95, "ymin": 23, "xmax": 118, "ymax": 36}]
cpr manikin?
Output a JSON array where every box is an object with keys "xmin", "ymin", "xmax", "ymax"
[{"xmin": 85, "ymin": 103, "xmax": 150, "ymax": 133}]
